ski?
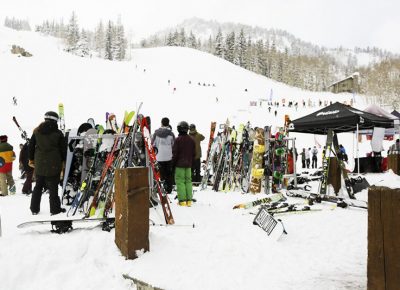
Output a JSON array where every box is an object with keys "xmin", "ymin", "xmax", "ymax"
[
  {"xmin": 233, "ymin": 192, "xmax": 285, "ymax": 209},
  {"xmin": 141, "ymin": 117, "xmax": 175, "ymax": 225},
  {"xmin": 58, "ymin": 103, "xmax": 65, "ymax": 135},
  {"xmin": 12, "ymin": 116, "xmax": 29, "ymax": 141}
]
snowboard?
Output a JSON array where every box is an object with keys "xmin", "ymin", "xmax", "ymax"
[
  {"xmin": 17, "ymin": 217, "xmax": 115, "ymax": 233},
  {"xmin": 249, "ymin": 127, "xmax": 265, "ymax": 193},
  {"xmin": 271, "ymin": 130, "xmax": 286, "ymax": 193}
]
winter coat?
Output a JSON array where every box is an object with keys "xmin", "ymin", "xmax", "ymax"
[
  {"xmin": 305, "ymin": 150, "xmax": 310, "ymax": 159},
  {"xmin": 151, "ymin": 126, "xmax": 175, "ymax": 162},
  {"xmin": 19, "ymin": 142, "xmax": 30, "ymax": 171},
  {"xmin": 0, "ymin": 142, "xmax": 15, "ymax": 173},
  {"xmin": 172, "ymin": 133, "xmax": 195, "ymax": 168},
  {"xmin": 311, "ymin": 148, "xmax": 318, "ymax": 156},
  {"xmin": 189, "ymin": 129, "xmax": 205, "ymax": 160},
  {"xmin": 29, "ymin": 120, "xmax": 66, "ymax": 177}
]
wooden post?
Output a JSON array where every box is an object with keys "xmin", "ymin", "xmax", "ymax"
[
  {"xmin": 387, "ymin": 154, "xmax": 400, "ymax": 175},
  {"xmin": 115, "ymin": 167, "xmax": 149, "ymax": 259},
  {"xmin": 328, "ymin": 157, "xmax": 341, "ymax": 194},
  {"xmin": 368, "ymin": 186, "xmax": 400, "ymax": 289}
]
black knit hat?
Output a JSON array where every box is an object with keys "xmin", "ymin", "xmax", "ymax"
[
  {"xmin": 177, "ymin": 121, "xmax": 189, "ymax": 134},
  {"xmin": 44, "ymin": 111, "xmax": 59, "ymax": 122}
]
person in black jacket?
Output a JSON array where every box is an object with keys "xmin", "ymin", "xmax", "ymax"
[
  {"xmin": 29, "ymin": 111, "xmax": 67, "ymax": 215},
  {"xmin": 20, "ymin": 141, "xmax": 33, "ymax": 194},
  {"xmin": 172, "ymin": 121, "xmax": 195, "ymax": 206}
]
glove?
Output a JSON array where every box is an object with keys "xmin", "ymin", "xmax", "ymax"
[{"xmin": 28, "ymin": 160, "xmax": 35, "ymax": 168}]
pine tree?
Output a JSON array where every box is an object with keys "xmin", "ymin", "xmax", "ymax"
[
  {"xmin": 66, "ymin": 11, "xmax": 80, "ymax": 53},
  {"xmin": 94, "ymin": 21, "xmax": 105, "ymax": 57},
  {"xmin": 237, "ymin": 28, "xmax": 247, "ymax": 68},
  {"xmin": 224, "ymin": 31, "xmax": 236, "ymax": 63},
  {"xmin": 113, "ymin": 17, "xmax": 126, "ymax": 61},
  {"xmin": 179, "ymin": 28, "xmax": 186, "ymax": 47},
  {"xmin": 76, "ymin": 29, "xmax": 90, "ymax": 57},
  {"xmin": 188, "ymin": 31, "xmax": 197, "ymax": 49},
  {"xmin": 214, "ymin": 28, "xmax": 224, "ymax": 57},
  {"xmin": 104, "ymin": 21, "xmax": 113, "ymax": 60}
]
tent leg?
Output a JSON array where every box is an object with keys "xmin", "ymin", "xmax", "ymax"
[{"xmin": 357, "ymin": 124, "xmax": 360, "ymax": 175}]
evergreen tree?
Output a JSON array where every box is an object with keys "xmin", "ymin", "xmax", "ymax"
[
  {"xmin": 104, "ymin": 21, "xmax": 113, "ymax": 60},
  {"xmin": 214, "ymin": 28, "xmax": 224, "ymax": 57},
  {"xmin": 76, "ymin": 29, "xmax": 90, "ymax": 57},
  {"xmin": 179, "ymin": 28, "xmax": 186, "ymax": 47},
  {"xmin": 224, "ymin": 31, "xmax": 236, "ymax": 63},
  {"xmin": 188, "ymin": 31, "xmax": 197, "ymax": 48},
  {"xmin": 94, "ymin": 21, "xmax": 105, "ymax": 57},
  {"xmin": 66, "ymin": 11, "xmax": 80, "ymax": 52},
  {"xmin": 237, "ymin": 28, "xmax": 247, "ymax": 68}
]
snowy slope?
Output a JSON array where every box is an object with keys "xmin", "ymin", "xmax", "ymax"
[{"xmin": 0, "ymin": 26, "xmax": 397, "ymax": 290}]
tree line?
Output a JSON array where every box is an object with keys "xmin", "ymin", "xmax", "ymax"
[
  {"xmin": 34, "ymin": 12, "xmax": 127, "ymax": 61},
  {"xmin": 140, "ymin": 27, "xmax": 400, "ymax": 109},
  {"xmin": 4, "ymin": 17, "xmax": 31, "ymax": 31}
]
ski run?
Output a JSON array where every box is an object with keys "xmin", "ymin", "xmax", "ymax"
[{"xmin": 0, "ymin": 25, "xmax": 399, "ymax": 290}]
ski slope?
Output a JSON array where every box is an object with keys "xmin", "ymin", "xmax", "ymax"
[{"xmin": 0, "ymin": 26, "xmax": 398, "ymax": 290}]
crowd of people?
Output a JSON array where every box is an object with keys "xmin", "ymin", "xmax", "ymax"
[{"xmin": 1, "ymin": 111, "xmax": 207, "ymax": 214}]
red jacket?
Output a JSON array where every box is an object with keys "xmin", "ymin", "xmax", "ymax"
[{"xmin": 0, "ymin": 142, "xmax": 15, "ymax": 173}]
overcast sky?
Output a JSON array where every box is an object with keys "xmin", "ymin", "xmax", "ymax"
[{"xmin": 1, "ymin": 0, "xmax": 399, "ymax": 53}]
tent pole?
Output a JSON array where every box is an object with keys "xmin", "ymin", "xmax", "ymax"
[{"xmin": 357, "ymin": 123, "xmax": 360, "ymax": 175}]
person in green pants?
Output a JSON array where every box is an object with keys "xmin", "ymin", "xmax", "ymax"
[{"xmin": 172, "ymin": 121, "xmax": 195, "ymax": 206}]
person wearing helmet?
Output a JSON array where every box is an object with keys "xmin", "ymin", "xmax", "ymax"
[
  {"xmin": 0, "ymin": 135, "xmax": 16, "ymax": 196},
  {"xmin": 28, "ymin": 111, "xmax": 67, "ymax": 215},
  {"xmin": 188, "ymin": 123, "xmax": 205, "ymax": 183},
  {"xmin": 172, "ymin": 121, "xmax": 195, "ymax": 206}
]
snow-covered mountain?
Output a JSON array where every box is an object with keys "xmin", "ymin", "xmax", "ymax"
[{"xmin": 152, "ymin": 17, "xmax": 397, "ymax": 67}]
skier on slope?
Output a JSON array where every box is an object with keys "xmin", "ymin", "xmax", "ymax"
[
  {"xmin": 172, "ymin": 121, "xmax": 195, "ymax": 206},
  {"xmin": 29, "ymin": 111, "xmax": 66, "ymax": 215},
  {"xmin": 151, "ymin": 117, "xmax": 175, "ymax": 194},
  {"xmin": 0, "ymin": 135, "xmax": 16, "ymax": 196}
]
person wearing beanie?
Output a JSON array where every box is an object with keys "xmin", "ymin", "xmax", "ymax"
[
  {"xmin": 172, "ymin": 121, "xmax": 195, "ymax": 206},
  {"xmin": 151, "ymin": 117, "xmax": 175, "ymax": 194},
  {"xmin": 0, "ymin": 135, "xmax": 16, "ymax": 196},
  {"xmin": 188, "ymin": 124, "xmax": 205, "ymax": 183},
  {"xmin": 28, "ymin": 111, "xmax": 67, "ymax": 215}
]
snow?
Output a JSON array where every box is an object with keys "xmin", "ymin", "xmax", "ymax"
[{"xmin": 0, "ymin": 26, "xmax": 399, "ymax": 290}]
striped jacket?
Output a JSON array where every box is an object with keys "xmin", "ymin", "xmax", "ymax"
[{"xmin": 0, "ymin": 142, "xmax": 15, "ymax": 173}]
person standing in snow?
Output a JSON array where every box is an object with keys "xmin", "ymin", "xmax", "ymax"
[
  {"xmin": 29, "ymin": 111, "xmax": 66, "ymax": 215},
  {"xmin": 311, "ymin": 146, "xmax": 318, "ymax": 168},
  {"xmin": 0, "ymin": 135, "xmax": 16, "ymax": 196},
  {"xmin": 305, "ymin": 147, "xmax": 311, "ymax": 169},
  {"xmin": 151, "ymin": 117, "xmax": 175, "ymax": 194},
  {"xmin": 172, "ymin": 121, "xmax": 195, "ymax": 206},
  {"xmin": 274, "ymin": 110, "xmax": 277, "ymax": 117},
  {"xmin": 300, "ymin": 148, "xmax": 306, "ymax": 168},
  {"xmin": 339, "ymin": 144, "xmax": 348, "ymax": 161},
  {"xmin": 189, "ymin": 124, "xmax": 205, "ymax": 183},
  {"xmin": 20, "ymin": 140, "xmax": 33, "ymax": 195}
]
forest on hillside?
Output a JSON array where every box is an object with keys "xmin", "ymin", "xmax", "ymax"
[{"xmin": 4, "ymin": 15, "xmax": 399, "ymax": 109}]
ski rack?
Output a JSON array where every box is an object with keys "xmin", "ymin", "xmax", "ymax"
[{"xmin": 68, "ymin": 133, "xmax": 127, "ymax": 140}]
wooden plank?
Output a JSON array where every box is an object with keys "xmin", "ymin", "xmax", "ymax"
[
  {"xmin": 382, "ymin": 188, "xmax": 400, "ymax": 289},
  {"xmin": 368, "ymin": 186, "xmax": 386, "ymax": 290}
]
